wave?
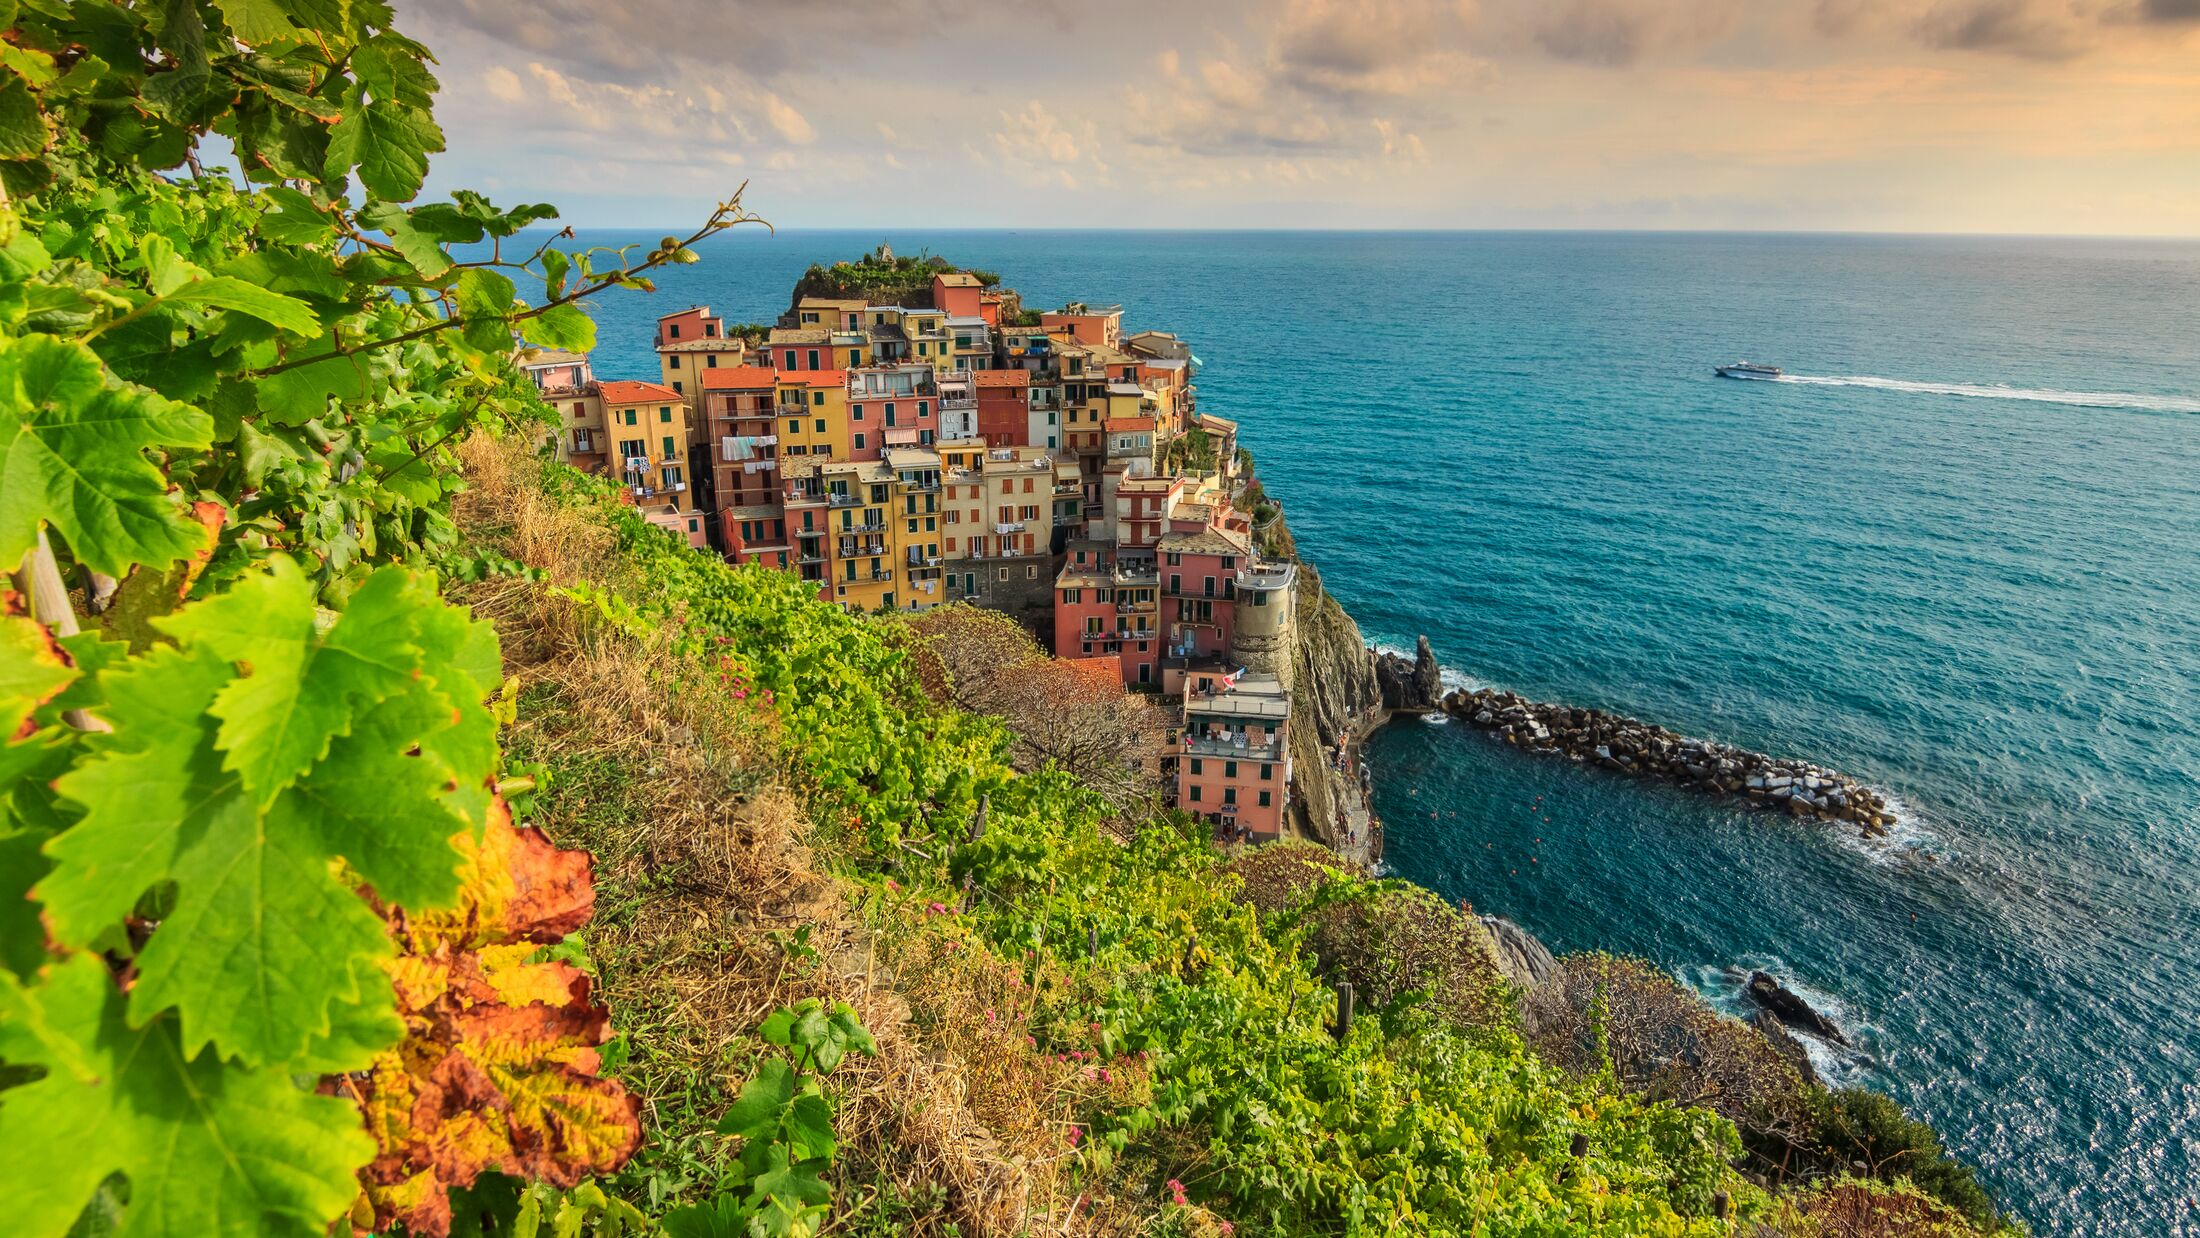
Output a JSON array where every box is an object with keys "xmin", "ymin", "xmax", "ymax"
[{"xmin": 1773, "ymin": 373, "xmax": 2200, "ymax": 414}]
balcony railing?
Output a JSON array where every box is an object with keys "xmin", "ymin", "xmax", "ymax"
[
  {"xmin": 1182, "ymin": 732, "xmax": 1279, "ymax": 760},
  {"xmin": 994, "ymin": 521, "xmax": 1025, "ymax": 534},
  {"xmin": 870, "ymin": 568, "xmax": 893, "ymax": 582},
  {"xmin": 827, "ymin": 493, "xmax": 861, "ymax": 507}
]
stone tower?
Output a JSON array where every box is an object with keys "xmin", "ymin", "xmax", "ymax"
[{"xmin": 1228, "ymin": 559, "xmax": 1299, "ymax": 690}]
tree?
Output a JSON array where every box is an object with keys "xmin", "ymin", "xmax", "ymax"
[{"xmin": 901, "ymin": 605, "xmax": 1166, "ymax": 814}]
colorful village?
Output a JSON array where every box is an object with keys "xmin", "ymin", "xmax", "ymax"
[{"xmin": 527, "ymin": 254, "xmax": 1307, "ymax": 843}]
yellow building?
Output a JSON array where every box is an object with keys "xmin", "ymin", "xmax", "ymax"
[
  {"xmin": 600, "ymin": 380, "xmax": 697, "ymax": 514},
  {"xmin": 900, "ymin": 308, "xmax": 955, "ymax": 372},
  {"xmin": 775, "ymin": 371, "xmax": 852, "ymax": 462},
  {"xmin": 887, "ymin": 448, "xmax": 947, "ymax": 610},
  {"xmin": 794, "ymin": 296, "xmax": 866, "ymax": 331},
  {"xmin": 821, "ymin": 459, "xmax": 896, "ymax": 612}
]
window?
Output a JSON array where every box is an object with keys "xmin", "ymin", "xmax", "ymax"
[
  {"xmin": 670, "ymin": 355, "xmax": 682, "ymax": 369},
  {"xmin": 998, "ymin": 568, "xmax": 1010, "ymax": 582},
  {"xmin": 1223, "ymin": 787, "xmax": 1237, "ymax": 805},
  {"xmin": 689, "ymin": 517, "xmax": 700, "ymax": 532},
  {"xmin": 661, "ymin": 464, "xmax": 683, "ymax": 488},
  {"xmin": 815, "ymin": 419, "xmax": 826, "ymax": 433},
  {"xmin": 661, "ymin": 436, "xmax": 676, "ymax": 458},
  {"xmin": 1064, "ymin": 588, "xmax": 1081, "ymax": 603},
  {"xmin": 672, "ymin": 381, "xmax": 683, "ymax": 394},
  {"xmin": 852, "ymin": 405, "xmax": 865, "ymax": 421},
  {"xmin": 853, "ymin": 433, "xmax": 866, "ymax": 450},
  {"xmin": 1221, "ymin": 556, "xmax": 1237, "ymax": 569},
  {"xmin": 1204, "ymin": 576, "xmax": 1215, "ymax": 598},
  {"xmin": 884, "ymin": 403, "xmax": 897, "ymax": 427},
  {"xmin": 1190, "ymin": 759, "xmax": 1203, "ymax": 775},
  {"xmin": 784, "ymin": 350, "xmax": 797, "ymax": 368},
  {"xmin": 1025, "ymin": 565, "xmax": 1037, "ymax": 579},
  {"xmin": 706, "ymin": 355, "xmax": 718, "ymax": 368},
  {"xmin": 812, "ymin": 391, "xmax": 826, "ymax": 407},
  {"xmin": 788, "ymin": 419, "xmax": 800, "ymax": 434},
  {"xmin": 1189, "ymin": 786, "xmax": 1202, "ymax": 803},
  {"xmin": 1261, "ymin": 764, "xmax": 1273, "ymax": 781},
  {"xmin": 1169, "ymin": 573, "xmax": 1181, "ymax": 593},
  {"xmin": 1258, "ymin": 790, "xmax": 1271, "ymax": 808},
  {"xmin": 964, "ymin": 573, "xmax": 976, "ymax": 594},
  {"xmin": 924, "ymin": 517, "xmax": 935, "ymax": 531},
  {"xmin": 624, "ymin": 409, "xmax": 637, "ymax": 426},
  {"xmin": 1225, "ymin": 762, "xmax": 1238, "ymax": 778},
  {"xmin": 659, "ymin": 406, "xmax": 672, "ymax": 422},
  {"xmin": 918, "ymin": 401, "xmax": 930, "ymax": 415},
  {"xmin": 808, "ymin": 349, "xmax": 821, "ymax": 369},
  {"xmin": 706, "ymin": 322, "xmax": 717, "ymax": 337},
  {"xmin": 1166, "ymin": 552, "xmax": 1182, "ymax": 566},
  {"xmin": 670, "ymin": 324, "xmax": 681, "ymax": 339}
]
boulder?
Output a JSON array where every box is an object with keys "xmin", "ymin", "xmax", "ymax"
[{"xmin": 1746, "ymin": 970, "xmax": 1848, "ymax": 1045}]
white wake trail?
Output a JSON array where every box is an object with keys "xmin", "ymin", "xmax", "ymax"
[{"xmin": 1773, "ymin": 373, "xmax": 2200, "ymax": 414}]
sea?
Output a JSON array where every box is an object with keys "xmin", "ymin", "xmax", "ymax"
[{"xmin": 569, "ymin": 228, "xmax": 2200, "ymax": 1235}]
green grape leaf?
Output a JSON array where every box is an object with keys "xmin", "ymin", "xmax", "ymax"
[
  {"xmin": 165, "ymin": 276, "xmax": 319, "ymax": 335},
  {"xmin": 327, "ymin": 96, "xmax": 443, "ymax": 202},
  {"xmin": 353, "ymin": 37, "xmax": 437, "ymax": 110},
  {"xmin": 521, "ymin": 304, "xmax": 593, "ymax": 352},
  {"xmin": 40, "ymin": 561, "xmax": 495, "ymax": 1065},
  {"xmin": 253, "ymin": 349, "xmax": 369, "ymax": 424},
  {"xmin": 257, "ymin": 185, "xmax": 335, "ymax": 246},
  {"xmin": 157, "ymin": 557, "xmax": 418, "ymax": 806},
  {"xmin": 0, "ymin": 954, "xmax": 375, "ymax": 1238},
  {"xmin": 715, "ymin": 1057, "xmax": 793, "ymax": 1141},
  {"xmin": 0, "ymin": 68, "xmax": 51, "ymax": 159},
  {"xmin": 782, "ymin": 1093, "xmax": 835, "ymax": 1163},
  {"xmin": 660, "ymin": 1196, "xmax": 748, "ymax": 1238},
  {"xmin": 213, "ymin": 0, "xmax": 300, "ymax": 44},
  {"xmin": 0, "ymin": 601, "xmax": 75, "ymax": 737},
  {"xmin": 0, "ymin": 334, "xmax": 216, "ymax": 577}
]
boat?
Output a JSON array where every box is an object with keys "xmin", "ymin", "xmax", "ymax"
[{"xmin": 1715, "ymin": 361, "xmax": 1783, "ymax": 380}]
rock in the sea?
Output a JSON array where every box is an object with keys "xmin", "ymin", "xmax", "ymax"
[
  {"xmin": 1746, "ymin": 970, "xmax": 1848, "ymax": 1045},
  {"xmin": 1481, "ymin": 915, "xmax": 1559, "ymax": 991}
]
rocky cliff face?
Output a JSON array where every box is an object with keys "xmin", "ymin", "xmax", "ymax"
[{"xmin": 1285, "ymin": 558, "xmax": 1383, "ymax": 848}]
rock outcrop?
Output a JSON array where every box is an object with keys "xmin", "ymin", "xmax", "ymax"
[
  {"xmin": 1437, "ymin": 687, "xmax": 1898, "ymax": 836},
  {"xmin": 1746, "ymin": 970, "xmax": 1849, "ymax": 1045},
  {"xmin": 1375, "ymin": 635, "xmax": 1444, "ymax": 713},
  {"xmin": 1481, "ymin": 915, "xmax": 1560, "ymax": 991}
]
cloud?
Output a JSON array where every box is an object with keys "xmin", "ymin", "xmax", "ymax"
[
  {"xmin": 1513, "ymin": 0, "xmax": 1745, "ymax": 65},
  {"xmin": 990, "ymin": 101, "xmax": 1110, "ymax": 187},
  {"xmin": 1914, "ymin": 0, "xmax": 2095, "ymax": 57},
  {"xmin": 764, "ymin": 93, "xmax": 816, "ymax": 144}
]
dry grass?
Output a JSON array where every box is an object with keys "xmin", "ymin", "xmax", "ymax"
[{"xmin": 450, "ymin": 436, "xmax": 1136, "ymax": 1236}]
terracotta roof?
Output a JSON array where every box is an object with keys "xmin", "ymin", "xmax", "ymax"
[
  {"xmin": 779, "ymin": 370, "xmax": 848, "ymax": 388},
  {"xmin": 935, "ymin": 272, "xmax": 983, "ymax": 287},
  {"xmin": 972, "ymin": 370, "xmax": 1030, "ymax": 388},
  {"xmin": 699, "ymin": 365, "xmax": 779, "ymax": 390},
  {"xmin": 598, "ymin": 380, "xmax": 683, "ymax": 404},
  {"xmin": 658, "ymin": 338, "xmax": 742, "ymax": 352},
  {"xmin": 768, "ymin": 327, "xmax": 830, "ymax": 345}
]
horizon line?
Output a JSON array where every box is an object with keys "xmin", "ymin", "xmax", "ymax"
[{"xmin": 531, "ymin": 224, "xmax": 2200, "ymax": 243}]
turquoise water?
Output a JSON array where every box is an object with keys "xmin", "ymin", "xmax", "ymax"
[{"xmin": 573, "ymin": 229, "xmax": 2200, "ymax": 1235}]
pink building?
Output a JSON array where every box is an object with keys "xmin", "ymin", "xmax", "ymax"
[
  {"xmin": 1176, "ymin": 669, "xmax": 1291, "ymax": 841},
  {"xmin": 932, "ymin": 272, "xmax": 986, "ymax": 319},
  {"xmin": 1159, "ymin": 520, "xmax": 1250, "ymax": 665}
]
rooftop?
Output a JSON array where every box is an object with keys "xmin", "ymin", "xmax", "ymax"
[
  {"xmin": 1157, "ymin": 526, "xmax": 1251, "ymax": 557},
  {"xmin": 699, "ymin": 365, "xmax": 778, "ymax": 390},
  {"xmin": 598, "ymin": 379, "xmax": 683, "ymax": 404},
  {"xmin": 972, "ymin": 370, "xmax": 1031, "ymax": 388},
  {"xmin": 1185, "ymin": 673, "xmax": 1290, "ymax": 722},
  {"xmin": 521, "ymin": 349, "xmax": 589, "ymax": 367},
  {"xmin": 935, "ymin": 272, "xmax": 984, "ymax": 288},
  {"xmin": 657, "ymin": 338, "xmax": 742, "ymax": 352},
  {"xmin": 781, "ymin": 370, "xmax": 849, "ymax": 388}
]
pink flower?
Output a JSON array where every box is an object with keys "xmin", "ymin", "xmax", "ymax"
[
  {"xmin": 1066, "ymin": 1125, "xmax": 1082, "ymax": 1148},
  {"xmin": 1097, "ymin": 1067, "xmax": 1112, "ymax": 1083},
  {"xmin": 1218, "ymin": 1223, "xmax": 1234, "ymax": 1236},
  {"xmin": 1168, "ymin": 1178, "xmax": 1188, "ymax": 1206},
  {"xmin": 926, "ymin": 901, "xmax": 948, "ymax": 915},
  {"xmin": 884, "ymin": 879, "xmax": 901, "ymax": 892},
  {"xmin": 984, "ymin": 1007, "xmax": 998, "ymax": 1022}
]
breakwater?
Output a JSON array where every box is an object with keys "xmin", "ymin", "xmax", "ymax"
[{"xmin": 1438, "ymin": 688, "xmax": 1898, "ymax": 836}]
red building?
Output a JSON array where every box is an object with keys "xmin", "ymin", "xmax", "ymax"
[
  {"xmin": 973, "ymin": 369, "xmax": 1030, "ymax": 445},
  {"xmin": 931, "ymin": 271, "xmax": 985, "ymax": 319}
]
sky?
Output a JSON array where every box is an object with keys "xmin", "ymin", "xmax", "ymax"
[{"xmin": 393, "ymin": 0, "xmax": 2200, "ymax": 235}]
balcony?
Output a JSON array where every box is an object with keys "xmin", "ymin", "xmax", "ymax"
[
  {"xmin": 796, "ymin": 553, "xmax": 827, "ymax": 565},
  {"xmin": 845, "ymin": 519, "xmax": 885, "ymax": 533},
  {"xmin": 994, "ymin": 521, "xmax": 1025, "ymax": 535},
  {"xmin": 1182, "ymin": 731, "xmax": 1280, "ymax": 761},
  {"xmin": 869, "ymin": 568, "xmax": 894, "ymax": 583},
  {"xmin": 827, "ymin": 493, "xmax": 861, "ymax": 508}
]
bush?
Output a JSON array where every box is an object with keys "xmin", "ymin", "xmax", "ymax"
[{"xmin": 1810, "ymin": 1089, "xmax": 2008, "ymax": 1231}]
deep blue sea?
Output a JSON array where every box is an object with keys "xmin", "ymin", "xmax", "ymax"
[{"xmin": 569, "ymin": 228, "xmax": 2200, "ymax": 1235}]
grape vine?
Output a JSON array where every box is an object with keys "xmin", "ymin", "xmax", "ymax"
[{"xmin": 0, "ymin": 4, "xmax": 757, "ymax": 1234}]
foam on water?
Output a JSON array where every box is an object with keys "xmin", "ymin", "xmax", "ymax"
[
  {"xmin": 1775, "ymin": 373, "xmax": 2200, "ymax": 414},
  {"xmin": 1371, "ymin": 643, "xmax": 1494, "ymax": 694},
  {"xmin": 1683, "ymin": 956, "xmax": 1881, "ymax": 1088}
]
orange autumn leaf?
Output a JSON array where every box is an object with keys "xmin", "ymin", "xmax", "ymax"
[{"xmin": 348, "ymin": 798, "xmax": 639, "ymax": 1238}]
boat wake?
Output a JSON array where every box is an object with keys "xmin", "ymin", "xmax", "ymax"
[{"xmin": 1774, "ymin": 373, "xmax": 2200, "ymax": 414}]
